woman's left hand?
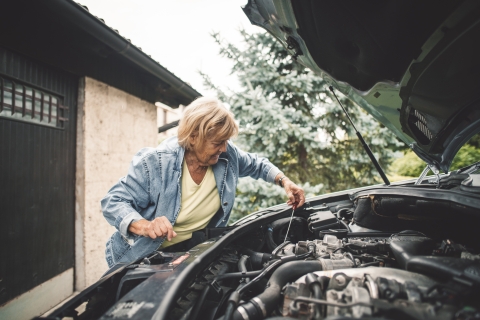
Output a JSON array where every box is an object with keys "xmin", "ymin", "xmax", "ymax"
[{"xmin": 283, "ymin": 178, "xmax": 305, "ymax": 209}]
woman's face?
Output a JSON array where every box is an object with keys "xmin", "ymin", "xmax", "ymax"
[{"xmin": 191, "ymin": 137, "xmax": 228, "ymax": 166}]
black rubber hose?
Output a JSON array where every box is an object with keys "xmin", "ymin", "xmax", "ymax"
[
  {"xmin": 339, "ymin": 219, "xmax": 351, "ymax": 232},
  {"xmin": 241, "ymin": 248, "xmax": 273, "ymax": 270},
  {"xmin": 191, "ymin": 270, "xmax": 262, "ymax": 320},
  {"xmin": 190, "ymin": 284, "xmax": 210, "ymax": 320},
  {"xmin": 223, "ymin": 291, "xmax": 240, "ymax": 320},
  {"xmin": 266, "ymin": 226, "xmax": 277, "ymax": 251},
  {"xmin": 337, "ymin": 208, "xmax": 352, "ymax": 218},
  {"xmin": 215, "ymin": 270, "xmax": 262, "ymax": 282},
  {"xmin": 231, "ymin": 261, "xmax": 323, "ymax": 320},
  {"xmin": 305, "ymin": 273, "xmax": 323, "ymax": 318},
  {"xmin": 345, "ymin": 252, "xmax": 357, "ymax": 267},
  {"xmin": 238, "ymin": 249, "xmax": 313, "ymax": 296},
  {"xmin": 238, "ymin": 255, "xmax": 250, "ymax": 283}
]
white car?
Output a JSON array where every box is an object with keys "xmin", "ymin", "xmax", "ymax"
[{"xmin": 42, "ymin": 1, "xmax": 480, "ymax": 319}]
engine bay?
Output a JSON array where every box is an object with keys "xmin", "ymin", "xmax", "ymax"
[
  {"xmin": 43, "ymin": 176, "xmax": 480, "ymax": 320},
  {"xmin": 157, "ymin": 194, "xmax": 480, "ymax": 320}
]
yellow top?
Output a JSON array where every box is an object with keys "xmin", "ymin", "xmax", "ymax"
[{"xmin": 160, "ymin": 159, "xmax": 220, "ymax": 248}]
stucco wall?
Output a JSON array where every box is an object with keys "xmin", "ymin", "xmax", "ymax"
[{"xmin": 76, "ymin": 77, "xmax": 157, "ymax": 288}]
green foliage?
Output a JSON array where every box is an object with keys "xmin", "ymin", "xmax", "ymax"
[
  {"xmin": 202, "ymin": 30, "xmax": 402, "ymax": 221},
  {"xmin": 389, "ymin": 150, "xmax": 425, "ymax": 177},
  {"xmin": 390, "ymin": 136, "xmax": 480, "ymax": 177},
  {"xmin": 451, "ymin": 144, "xmax": 480, "ymax": 170}
]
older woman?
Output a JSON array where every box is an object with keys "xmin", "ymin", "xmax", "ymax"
[{"xmin": 101, "ymin": 97, "xmax": 305, "ymax": 267}]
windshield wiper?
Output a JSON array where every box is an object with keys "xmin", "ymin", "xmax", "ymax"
[{"xmin": 329, "ymin": 86, "xmax": 390, "ymax": 186}]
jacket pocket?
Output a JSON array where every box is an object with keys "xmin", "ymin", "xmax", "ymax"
[{"xmin": 106, "ymin": 231, "xmax": 131, "ymax": 267}]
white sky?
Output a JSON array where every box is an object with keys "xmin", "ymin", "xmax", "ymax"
[{"xmin": 78, "ymin": 0, "xmax": 259, "ymax": 97}]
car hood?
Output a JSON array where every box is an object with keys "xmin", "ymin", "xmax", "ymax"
[{"xmin": 243, "ymin": 0, "xmax": 480, "ymax": 173}]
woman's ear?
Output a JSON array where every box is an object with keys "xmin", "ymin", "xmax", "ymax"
[{"xmin": 189, "ymin": 134, "xmax": 197, "ymax": 147}]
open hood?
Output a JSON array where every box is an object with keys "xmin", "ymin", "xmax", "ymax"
[{"xmin": 243, "ymin": 0, "xmax": 480, "ymax": 172}]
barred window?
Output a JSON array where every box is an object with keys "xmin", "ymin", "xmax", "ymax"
[{"xmin": 0, "ymin": 76, "xmax": 68, "ymax": 128}]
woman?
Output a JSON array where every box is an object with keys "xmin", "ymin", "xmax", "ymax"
[{"xmin": 102, "ymin": 97, "xmax": 305, "ymax": 267}]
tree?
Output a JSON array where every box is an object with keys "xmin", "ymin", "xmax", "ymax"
[{"xmin": 202, "ymin": 30, "xmax": 402, "ymax": 221}]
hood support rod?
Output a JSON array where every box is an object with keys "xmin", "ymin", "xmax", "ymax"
[{"xmin": 329, "ymin": 86, "xmax": 390, "ymax": 186}]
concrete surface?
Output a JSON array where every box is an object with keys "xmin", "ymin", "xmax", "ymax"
[
  {"xmin": 76, "ymin": 77, "xmax": 158, "ymax": 288},
  {"xmin": 0, "ymin": 268, "xmax": 73, "ymax": 320}
]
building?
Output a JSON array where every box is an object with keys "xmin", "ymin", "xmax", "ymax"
[
  {"xmin": 0, "ymin": 1, "xmax": 201, "ymax": 318},
  {"xmin": 157, "ymin": 102, "xmax": 184, "ymax": 142}
]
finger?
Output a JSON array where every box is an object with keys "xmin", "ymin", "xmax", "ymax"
[
  {"xmin": 297, "ymin": 193, "xmax": 306, "ymax": 208},
  {"xmin": 158, "ymin": 222, "xmax": 168, "ymax": 238},
  {"xmin": 151, "ymin": 221, "xmax": 162, "ymax": 237},
  {"xmin": 163, "ymin": 222, "xmax": 174, "ymax": 241},
  {"xmin": 154, "ymin": 217, "xmax": 168, "ymax": 235},
  {"xmin": 287, "ymin": 201, "xmax": 298, "ymax": 210},
  {"xmin": 159, "ymin": 217, "xmax": 174, "ymax": 241},
  {"xmin": 148, "ymin": 229, "xmax": 157, "ymax": 239},
  {"xmin": 287, "ymin": 192, "xmax": 295, "ymax": 204}
]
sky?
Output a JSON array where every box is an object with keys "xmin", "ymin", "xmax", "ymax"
[{"xmin": 78, "ymin": 0, "xmax": 260, "ymax": 97}]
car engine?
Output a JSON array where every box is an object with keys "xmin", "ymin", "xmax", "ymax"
[
  {"xmin": 42, "ymin": 176, "xmax": 480, "ymax": 320},
  {"xmin": 162, "ymin": 200, "xmax": 480, "ymax": 320}
]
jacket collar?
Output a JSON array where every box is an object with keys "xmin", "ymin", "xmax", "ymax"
[{"xmin": 175, "ymin": 146, "xmax": 185, "ymax": 173}]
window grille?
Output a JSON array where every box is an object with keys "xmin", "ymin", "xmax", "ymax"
[{"xmin": 0, "ymin": 76, "xmax": 68, "ymax": 128}]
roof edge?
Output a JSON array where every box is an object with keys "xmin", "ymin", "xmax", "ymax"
[{"xmin": 50, "ymin": 0, "xmax": 201, "ymax": 106}]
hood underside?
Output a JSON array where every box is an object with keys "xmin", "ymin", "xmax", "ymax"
[{"xmin": 243, "ymin": 0, "xmax": 480, "ymax": 172}]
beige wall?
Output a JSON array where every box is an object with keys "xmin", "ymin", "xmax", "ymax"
[{"xmin": 76, "ymin": 77, "xmax": 158, "ymax": 288}]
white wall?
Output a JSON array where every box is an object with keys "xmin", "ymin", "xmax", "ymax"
[{"xmin": 76, "ymin": 77, "xmax": 158, "ymax": 289}]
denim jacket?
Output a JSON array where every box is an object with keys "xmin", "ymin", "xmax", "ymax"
[{"xmin": 102, "ymin": 136, "xmax": 281, "ymax": 267}]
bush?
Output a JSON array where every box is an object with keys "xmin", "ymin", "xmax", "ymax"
[{"xmin": 390, "ymin": 142, "xmax": 480, "ymax": 177}]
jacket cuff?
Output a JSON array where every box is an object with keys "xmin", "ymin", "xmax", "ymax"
[
  {"xmin": 119, "ymin": 211, "xmax": 144, "ymax": 242},
  {"xmin": 266, "ymin": 166, "xmax": 282, "ymax": 184}
]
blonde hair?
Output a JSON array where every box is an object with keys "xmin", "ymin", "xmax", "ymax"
[{"xmin": 177, "ymin": 97, "xmax": 238, "ymax": 150}]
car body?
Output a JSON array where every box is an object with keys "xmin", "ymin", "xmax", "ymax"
[{"xmin": 41, "ymin": 1, "xmax": 480, "ymax": 319}]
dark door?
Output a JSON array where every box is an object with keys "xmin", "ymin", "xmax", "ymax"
[{"xmin": 0, "ymin": 47, "xmax": 77, "ymax": 305}]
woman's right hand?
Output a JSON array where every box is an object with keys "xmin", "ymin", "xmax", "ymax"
[{"xmin": 129, "ymin": 217, "xmax": 177, "ymax": 241}]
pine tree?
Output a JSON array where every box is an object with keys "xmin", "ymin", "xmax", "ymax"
[{"xmin": 202, "ymin": 30, "xmax": 403, "ymax": 221}]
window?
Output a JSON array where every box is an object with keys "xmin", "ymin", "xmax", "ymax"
[{"xmin": 0, "ymin": 76, "xmax": 68, "ymax": 128}]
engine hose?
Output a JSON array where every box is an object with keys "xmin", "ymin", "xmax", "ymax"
[
  {"xmin": 339, "ymin": 219, "xmax": 351, "ymax": 232},
  {"xmin": 337, "ymin": 208, "xmax": 352, "ymax": 218},
  {"xmin": 191, "ymin": 270, "xmax": 262, "ymax": 319},
  {"xmin": 345, "ymin": 252, "xmax": 357, "ymax": 267},
  {"xmin": 238, "ymin": 255, "xmax": 250, "ymax": 283},
  {"xmin": 238, "ymin": 248, "xmax": 313, "ymax": 296},
  {"xmin": 190, "ymin": 284, "xmax": 211, "ymax": 320},
  {"xmin": 223, "ymin": 249, "xmax": 314, "ymax": 320},
  {"xmin": 305, "ymin": 273, "xmax": 323, "ymax": 318},
  {"xmin": 215, "ymin": 270, "xmax": 262, "ymax": 282},
  {"xmin": 241, "ymin": 248, "xmax": 274, "ymax": 270},
  {"xmin": 266, "ymin": 226, "xmax": 277, "ymax": 251},
  {"xmin": 232, "ymin": 261, "xmax": 324, "ymax": 320},
  {"xmin": 267, "ymin": 217, "xmax": 307, "ymax": 250}
]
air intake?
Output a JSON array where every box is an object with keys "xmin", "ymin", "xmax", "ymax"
[{"xmin": 408, "ymin": 108, "xmax": 433, "ymax": 145}]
